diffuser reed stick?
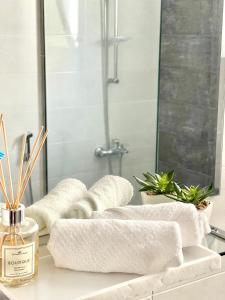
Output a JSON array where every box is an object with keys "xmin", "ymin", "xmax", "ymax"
[
  {"xmin": 16, "ymin": 130, "xmax": 48, "ymax": 207},
  {"xmin": 0, "ymin": 163, "xmax": 7, "ymax": 198},
  {"xmin": 0, "ymin": 116, "xmax": 47, "ymax": 209},
  {"xmin": 0, "ymin": 115, "xmax": 10, "ymax": 208},
  {"xmin": 1, "ymin": 117, "xmax": 14, "ymax": 203},
  {"xmin": 0, "ymin": 116, "xmax": 44, "ymax": 287},
  {"xmin": 0, "ymin": 168, "xmax": 10, "ymax": 207},
  {"xmin": 14, "ymin": 134, "xmax": 27, "ymax": 208},
  {"xmin": 21, "ymin": 126, "xmax": 44, "ymax": 189},
  {"xmin": 0, "ymin": 180, "xmax": 10, "ymax": 207},
  {"xmin": 0, "ymin": 158, "xmax": 10, "ymax": 208},
  {"xmin": 0, "ymin": 116, "xmax": 6, "ymax": 188}
]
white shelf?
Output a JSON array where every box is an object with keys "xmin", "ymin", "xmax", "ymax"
[
  {"xmin": 9, "ymin": 255, "xmax": 139, "ymax": 300},
  {"xmin": 9, "ymin": 246, "xmax": 221, "ymax": 300}
]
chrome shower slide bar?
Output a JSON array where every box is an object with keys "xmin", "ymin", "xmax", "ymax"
[{"xmin": 108, "ymin": 0, "xmax": 119, "ymax": 84}]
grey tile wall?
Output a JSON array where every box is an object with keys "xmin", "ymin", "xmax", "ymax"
[{"xmin": 158, "ymin": 0, "xmax": 224, "ymax": 187}]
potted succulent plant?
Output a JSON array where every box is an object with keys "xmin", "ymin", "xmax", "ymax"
[
  {"xmin": 166, "ymin": 183, "xmax": 214, "ymax": 220},
  {"xmin": 134, "ymin": 170, "xmax": 214, "ymax": 220},
  {"xmin": 134, "ymin": 171, "xmax": 175, "ymax": 204}
]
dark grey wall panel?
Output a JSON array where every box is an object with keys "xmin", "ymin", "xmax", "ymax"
[{"xmin": 158, "ymin": 0, "xmax": 224, "ymax": 187}]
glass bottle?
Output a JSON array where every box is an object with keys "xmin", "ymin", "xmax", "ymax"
[{"xmin": 0, "ymin": 204, "xmax": 39, "ymax": 287}]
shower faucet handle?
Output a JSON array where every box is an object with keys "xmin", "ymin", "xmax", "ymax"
[
  {"xmin": 112, "ymin": 139, "xmax": 120, "ymax": 148},
  {"xmin": 112, "ymin": 139, "xmax": 128, "ymax": 154},
  {"xmin": 95, "ymin": 139, "xmax": 128, "ymax": 158},
  {"xmin": 120, "ymin": 143, "xmax": 128, "ymax": 153},
  {"xmin": 108, "ymin": 78, "xmax": 119, "ymax": 84}
]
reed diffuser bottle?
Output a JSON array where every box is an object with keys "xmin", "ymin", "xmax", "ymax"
[
  {"xmin": 0, "ymin": 114, "xmax": 48, "ymax": 286},
  {"xmin": 0, "ymin": 204, "xmax": 39, "ymax": 287}
]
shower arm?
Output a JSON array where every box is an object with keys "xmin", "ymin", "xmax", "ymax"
[{"xmin": 108, "ymin": 0, "xmax": 119, "ymax": 84}]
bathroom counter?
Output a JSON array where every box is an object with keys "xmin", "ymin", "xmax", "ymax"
[
  {"xmin": 8, "ymin": 245, "xmax": 221, "ymax": 300},
  {"xmin": 203, "ymin": 233, "xmax": 225, "ymax": 254},
  {"xmin": 11, "ymin": 255, "xmax": 139, "ymax": 300}
]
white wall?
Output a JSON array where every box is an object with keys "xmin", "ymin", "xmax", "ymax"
[{"xmin": 0, "ymin": 0, "xmax": 44, "ymax": 206}]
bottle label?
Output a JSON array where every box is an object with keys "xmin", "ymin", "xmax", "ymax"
[{"xmin": 2, "ymin": 242, "xmax": 35, "ymax": 278}]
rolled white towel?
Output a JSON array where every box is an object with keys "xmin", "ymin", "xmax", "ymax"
[
  {"xmin": 67, "ymin": 175, "xmax": 133, "ymax": 219},
  {"xmin": 48, "ymin": 219, "xmax": 183, "ymax": 275},
  {"xmin": 26, "ymin": 178, "xmax": 87, "ymax": 232},
  {"xmin": 92, "ymin": 202, "xmax": 210, "ymax": 247}
]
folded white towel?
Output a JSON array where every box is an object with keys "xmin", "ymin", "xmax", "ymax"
[
  {"xmin": 92, "ymin": 202, "xmax": 210, "ymax": 247},
  {"xmin": 199, "ymin": 211, "xmax": 211, "ymax": 239},
  {"xmin": 26, "ymin": 178, "xmax": 87, "ymax": 232},
  {"xmin": 48, "ymin": 219, "xmax": 183, "ymax": 275},
  {"xmin": 67, "ymin": 175, "xmax": 133, "ymax": 219}
]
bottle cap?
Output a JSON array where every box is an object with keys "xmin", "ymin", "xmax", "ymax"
[{"xmin": 1, "ymin": 204, "xmax": 25, "ymax": 226}]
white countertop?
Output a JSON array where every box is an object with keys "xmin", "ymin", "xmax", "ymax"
[
  {"xmin": 8, "ymin": 245, "xmax": 221, "ymax": 300},
  {"xmin": 11, "ymin": 255, "xmax": 139, "ymax": 300}
]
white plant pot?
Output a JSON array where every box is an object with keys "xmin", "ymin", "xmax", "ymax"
[
  {"xmin": 199, "ymin": 200, "xmax": 214, "ymax": 222},
  {"xmin": 141, "ymin": 192, "xmax": 173, "ymax": 205},
  {"xmin": 141, "ymin": 192, "xmax": 214, "ymax": 222}
]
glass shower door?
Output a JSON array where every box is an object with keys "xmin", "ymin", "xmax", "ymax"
[
  {"xmin": 44, "ymin": 0, "xmax": 161, "ymax": 203},
  {"xmin": 45, "ymin": 0, "xmax": 108, "ymax": 189}
]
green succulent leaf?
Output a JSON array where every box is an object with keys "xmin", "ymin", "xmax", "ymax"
[
  {"xmin": 133, "ymin": 176, "xmax": 150, "ymax": 187},
  {"xmin": 169, "ymin": 183, "xmax": 214, "ymax": 207},
  {"xmin": 134, "ymin": 170, "xmax": 214, "ymax": 208},
  {"xmin": 173, "ymin": 182, "xmax": 181, "ymax": 194},
  {"xmin": 139, "ymin": 186, "xmax": 152, "ymax": 192},
  {"xmin": 134, "ymin": 171, "xmax": 175, "ymax": 195},
  {"xmin": 167, "ymin": 170, "xmax": 175, "ymax": 181}
]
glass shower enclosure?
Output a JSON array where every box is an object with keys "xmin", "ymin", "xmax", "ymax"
[{"xmin": 44, "ymin": 0, "xmax": 161, "ymax": 203}]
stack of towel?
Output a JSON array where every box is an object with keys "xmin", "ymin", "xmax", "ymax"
[
  {"xmin": 67, "ymin": 175, "xmax": 133, "ymax": 219},
  {"xmin": 26, "ymin": 175, "xmax": 211, "ymax": 275},
  {"xmin": 48, "ymin": 219, "xmax": 183, "ymax": 275},
  {"xmin": 26, "ymin": 178, "xmax": 87, "ymax": 233},
  {"xmin": 92, "ymin": 203, "xmax": 211, "ymax": 247},
  {"xmin": 26, "ymin": 175, "xmax": 133, "ymax": 234},
  {"xmin": 47, "ymin": 200, "xmax": 210, "ymax": 275}
]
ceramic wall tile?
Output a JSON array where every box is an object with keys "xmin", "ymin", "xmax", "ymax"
[
  {"xmin": 158, "ymin": 0, "xmax": 223, "ymax": 186},
  {"xmin": 160, "ymin": 35, "xmax": 221, "ymax": 73},
  {"xmin": 0, "ymin": 0, "xmax": 37, "ymax": 35},
  {"xmin": 0, "ymin": 1, "xmax": 43, "ymax": 205},
  {"xmin": 47, "ymin": 105, "xmax": 105, "ymax": 144},
  {"xmin": 109, "ymin": 100, "xmax": 157, "ymax": 146},
  {"xmin": 0, "ymin": 36, "xmax": 37, "ymax": 73},
  {"xmin": 44, "ymin": 0, "xmax": 86, "ymax": 36},
  {"xmin": 46, "ymin": 70, "xmax": 102, "ymax": 109},
  {"xmin": 48, "ymin": 139, "xmax": 108, "ymax": 179}
]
